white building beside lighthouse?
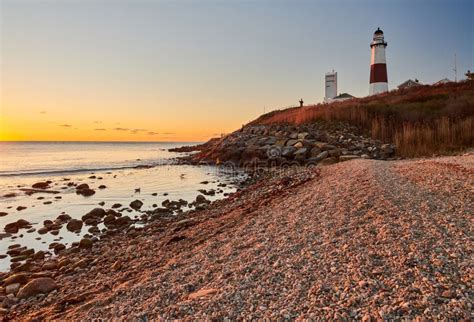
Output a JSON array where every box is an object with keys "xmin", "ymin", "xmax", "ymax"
[
  {"xmin": 324, "ymin": 71, "xmax": 337, "ymax": 102},
  {"xmin": 369, "ymin": 28, "xmax": 389, "ymax": 95}
]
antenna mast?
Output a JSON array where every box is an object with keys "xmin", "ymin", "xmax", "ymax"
[{"xmin": 454, "ymin": 53, "xmax": 457, "ymax": 82}]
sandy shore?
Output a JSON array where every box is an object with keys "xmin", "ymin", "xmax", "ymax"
[{"xmin": 2, "ymin": 154, "xmax": 473, "ymax": 320}]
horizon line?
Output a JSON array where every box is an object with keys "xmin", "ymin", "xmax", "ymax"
[{"xmin": 0, "ymin": 140, "xmax": 205, "ymax": 143}]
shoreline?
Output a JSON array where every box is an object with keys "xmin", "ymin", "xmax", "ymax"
[
  {"xmin": 1, "ymin": 153, "xmax": 472, "ymax": 319},
  {"xmin": 0, "ymin": 160, "xmax": 249, "ymax": 272}
]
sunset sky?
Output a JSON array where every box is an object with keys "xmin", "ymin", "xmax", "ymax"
[{"xmin": 1, "ymin": 0, "xmax": 472, "ymax": 142}]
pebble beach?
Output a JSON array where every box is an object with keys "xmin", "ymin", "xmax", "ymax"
[{"xmin": 2, "ymin": 153, "xmax": 472, "ymax": 320}]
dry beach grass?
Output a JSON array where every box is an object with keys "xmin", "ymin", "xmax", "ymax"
[
  {"xmin": 251, "ymin": 80, "xmax": 474, "ymax": 157},
  {"xmin": 3, "ymin": 153, "xmax": 473, "ymax": 320}
]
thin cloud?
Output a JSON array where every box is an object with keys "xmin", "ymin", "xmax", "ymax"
[
  {"xmin": 93, "ymin": 121, "xmax": 102, "ymax": 124},
  {"xmin": 113, "ymin": 127, "xmax": 129, "ymax": 131},
  {"xmin": 130, "ymin": 128, "xmax": 147, "ymax": 134},
  {"xmin": 147, "ymin": 131, "xmax": 159, "ymax": 135},
  {"xmin": 94, "ymin": 128, "xmax": 106, "ymax": 131},
  {"xmin": 162, "ymin": 132, "xmax": 175, "ymax": 135},
  {"xmin": 59, "ymin": 124, "xmax": 72, "ymax": 128},
  {"xmin": 39, "ymin": 110, "xmax": 47, "ymax": 114}
]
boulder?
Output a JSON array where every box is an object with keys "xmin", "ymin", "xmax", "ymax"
[
  {"xmin": 33, "ymin": 251, "xmax": 45, "ymax": 261},
  {"xmin": 66, "ymin": 219, "xmax": 83, "ymax": 232},
  {"xmin": 56, "ymin": 214, "xmax": 72, "ymax": 222},
  {"xmin": 114, "ymin": 216, "xmax": 132, "ymax": 227},
  {"xmin": 314, "ymin": 142, "xmax": 327, "ymax": 149},
  {"xmin": 129, "ymin": 200, "xmax": 143, "ymax": 211},
  {"xmin": 17, "ymin": 278, "xmax": 58, "ymax": 299},
  {"xmin": 20, "ymin": 248, "xmax": 34, "ymax": 257},
  {"xmin": 321, "ymin": 144, "xmax": 337, "ymax": 151},
  {"xmin": 293, "ymin": 141, "xmax": 304, "ymax": 148},
  {"xmin": 309, "ymin": 147, "xmax": 322, "ymax": 157},
  {"xmin": 265, "ymin": 137, "xmax": 277, "ymax": 145},
  {"xmin": 6, "ymin": 283, "xmax": 20, "ymax": 295},
  {"xmin": 75, "ymin": 183, "xmax": 89, "ymax": 190},
  {"xmin": 195, "ymin": 195, "xmax": 208, "ymax": 204},
  {"xmin": 53, "ymin": 243, "xmax": 65, "ymax": 254},
  {"xmin": 77, "ymin": 188, "xmax": 95, "ymax": 197},
  {"xmin": 152, "ymin": 208, "xmax": 173, "ymax": 216},
  {"xmin": 294, "ymin": 148, "xmax": 308, "ymax": 156},
  {"xmin": 297, "ymin": 132, "xmax": 309, "ymax": 139},
  {"xmin": 79, "ymin": 238, "xmax": 93, "ymax": 249},
  {"xmin": 281, "ymin": 146, "xmax": 296, "ymax": 158},
  {"xmin": 88, "ymin": 226, "xmax": 100, "ymax": 234},
  {"xmin": 84, "ymin": 218, "xmax": 99, "ymax": 226},
  {"xmin": 4, "ymin": 273, "xmax": 29, "ymax": 286},
  {"xmin": 328, "ymin": 148, "xmax": 342, "ymax": 157},
  {"xmin": 32, "ymin": 182, "xmax": 50, "ymax": 189},
  {"xmin": 38, "ymin": 227, "xmax": 49, "ymax": 234},
  {"xmin": 4, "ymin": 222, "xmax": 19, "ymax": 234},
  {"xmin": 103, "ymin": 214, "xmax": 116, "ymax": 226},
  {"xmin": 82, "ymin": 208, "xmax": 106, "ymax": 221},
  {"xmin": 4, "ymin": 219, "xmax": 31, "ymax": 234},
  {"xmin": 42, "ymin": 262, "xmax": 57, "ymax": 271},
  {"xmin": 315, "ymin": 151, "xmax": 329, "ymax": 161},
  {"xmin": 275, "ymin": 139, "xmax": 287, "ymax": 147}
]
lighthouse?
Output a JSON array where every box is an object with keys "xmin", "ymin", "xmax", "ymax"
[{"xmin": 369, "ymin": 28, "xmax": 388, "ymax": 95}]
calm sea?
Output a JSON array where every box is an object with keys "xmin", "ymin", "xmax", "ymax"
[
  {"xmin": 0, "ymin": 141, "xmax": 245, "ymax": 272},
  {"xmin": 0, "ymin": 141, "xmax": 197, "ymax": 177}
]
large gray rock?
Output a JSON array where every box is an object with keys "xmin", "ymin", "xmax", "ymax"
[
  {"xmin": 265, "ymin": 137, "xmax": 277, "ymax": 145},
  {"xmin": 310, "ymin": 147, "xmax": 322, "ymax": 157},
  {"xmin": 315, "ymin": 151, "xmax": 329, "ymax": 160},
  {"xmin": 281, "ymin": 146, "xmax": 296, "ymax": 158},
  {"xmin": 321, "ymin": 144, "xmax": 337, "ymax": 151},
  {"xmin": 328, "ymin": 148, "xmax": 342, "ymax": 157},
  {"xmin": 294, "ymin": 148, "xmax": 308, "ymax": 156},
  {"xmin": 297, "ymin": 132, "xmax": 309, "ymax": 139}
]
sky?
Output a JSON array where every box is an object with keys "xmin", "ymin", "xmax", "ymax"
[{"xmin": 0, "ymin": 0, "xmax": 472, "ymax": 142}]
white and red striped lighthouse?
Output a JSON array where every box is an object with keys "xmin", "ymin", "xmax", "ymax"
[{"xmin": 369, "ymin": 28, "xmax": 388, "ymax": 95}]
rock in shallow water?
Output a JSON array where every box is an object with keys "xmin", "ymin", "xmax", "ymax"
[
  {"xmin": 66, "ymin": 219, "xmax": 83, "ymax": 232},
  {"xmin": 130, "ymin": 200, "xmax": 143, "ymax": 210}
]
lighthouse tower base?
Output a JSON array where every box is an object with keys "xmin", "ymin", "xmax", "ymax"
[{"xmin": 369, "ymin": 82, "xmax": 389, "ymax": 95}]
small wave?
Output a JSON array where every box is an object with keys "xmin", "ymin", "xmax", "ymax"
[{"xmin": 0, "ymin": 160, "xmax": 177, "ymax": 177}]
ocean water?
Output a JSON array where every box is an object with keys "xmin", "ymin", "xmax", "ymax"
[
  {"xmin": 0, "ymin": 141, "xmax": 187, "ymax": 177},
  {"xmin": 0, "ymin": 142, "xmax": 245, "ymax": 272}
]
